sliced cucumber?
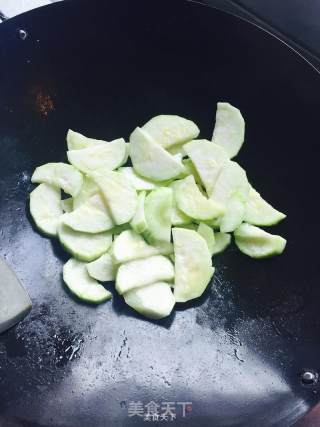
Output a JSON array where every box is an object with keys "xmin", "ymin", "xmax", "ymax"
[
  {"xmin": 142, "ymin": 115, "xmax": 199, "ymax": 149},
  {"xmin": 116, "ymin": 255, "xmax": 174, "ymax": 295},
  {"xmin": 30, "ymin": 183, "xmax": 63, "ymax": 236},
  {"xmin": 144, "ymin": 187, "xmax": 173, "ymax": 243},
  {"xmin": 112, "ymin": 230, "xmax": 173, "ymax": 264},
  {"xmin": 73, "ymin": 177, "xmax": 99, "ymax": 209},
  {"xmin": 61, "ymin": 197, "xmax": 73, "ymax": 213},
  {"xmin": 67, "ymin": 129, "xmax": 104, "ymax": 150},
  {"xmin": 31, "ymin": 162, "xmax": 83, "ymax": 197},
  {"xmin": 119, "ymin": 142, "xmax": 130, "ymax": 166},
  {"xmin": 170, "ymin": 181, "xmax": 192, "ymax": 226},
  {"xmin": 91, "ymin": 171, "xmax": 137, "ymax": 225},
  {"xmin": 219, "ymin": 193, "xmax": 246, "ymax": 233},
  {"xmin": 58, "ymin": 221, "xmax": 112, "ymax": 262},
  {"xmin": 212, "ymin": 232, "xmax": 231, "ymax": 255},
  {"xmin": 211, "ymin": 161, "xmax": 249, "ymax": 205},
  {"xmin": 67, "ymin": 138, "xmax": 126, "ymax": 174},
  {"xmin": 174, "ymin": 175, "xmax": 224, "ymax": 221},
  {"xmin": 62, "ymin": 194, "xmax": 114, "ymax": 233},
  {"xmin": 184, "ymin": 140, "xmax": 228, "ymax": 195},
  {"xmin": 63, "ymin": 258, "xmax": 112, "ymax": 304},
  {"xmin": 110, "ymin": 223, "xmax": 131, "ymax": 236},
  {"xmin": 212, "ymin": 102, "xmax": 245, "ymax": 158},
  {"xmin": 234, "ymin": 223, "xmax": 286, "ymax": 258},
  {"xmin": 182, "ymin": 158, "xmax": 203, "ymax": 187},
  {"xmin": 130, "ymin": 191, "xmax": 148, "ymax": 234},
  {"xmin": 124, "ymin": 282, "xmax": 175, "ymax": 319},
  {"xmin": 197, "ymin": 222, "xmax": 216, "ymax": 255},
  {"xmin": 173, "ymin": 228, "xmax": 214, "ymax": 303},
  {"xmin": 86, "ymin": 252, "xmax": 116, "ymax": 282},
  {"xmin": 129, "ymin": 127, "xmax": 184, "ymax": 181},
  {"xmin": 118, "ymin": 167, "xmax": 158, "ymax": 191},
  {"xmin": 168, "ymin": 142, "xmax": 187, "ymax": 156},
  {"xmin": 244, "ymin": 186, "xmax": 286, "ymax": 226}
]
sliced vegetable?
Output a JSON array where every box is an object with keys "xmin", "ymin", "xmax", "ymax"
[
  {"xmin": 31, "ymin": 162, "xmax": 83, "ymax": 197},
  {"xmin": 62, "ymin": 194, "xmax": 114, "ymax": 233},
  {"xmin": 73, "ymin": 176, "xmax": 99, "ymax": 209},
  {"xmin": 67, "ymin": 129, "xmax": 104, "ymax": 150},
  {"xmin": 86, "ymin": 252, "xmax": 116, "ymax": 282},
  {"xmin": 182, "ymin": 158, "xmax": 203, "ymax": 187},
  {"xmin": 212, "ymin": 232, "xmax": 231, "ymax": 255},
  {"xmin": 144, "ymin": 187, "xmax": 173, "ymax": 243},
  {"xmin": 58, "ymin": 221, "xmax": 112, "ymax": 262},
  {"xmin": 116, "ymin": 255, "xmax": 174, "ymax": 295},
  {"xmin": 170, "ymin": 181, "xmax": 192, "ymax": 226},
  {"xmin": 67, "ymin": 138, "xmax": 126, "ymax": 174},
  {"xmin": 91, "ymin": 171, "xmax": 137, "ymax": 225},
  {"xmin": 142, "ymin": 114, "xmax": 199, "ymax": 149},
  {"xmin": 244, "ymin": 186, "xmax": 286, "ymax": 226},
  {"xmin": 112, "ymin": 230, "xmax": 173, "ymax": 264},
  {"xmin": 234, "ymin": 223, "xmax": 286, "ymax": 258},
  {"xmin": 219, "ymin": 193, "xmax": 246, "ymax": 233},
  {"xmin": 174, "ymin": 175, "xmax": 224, "ymax": 221},
  {"xmin": 130, "ymin": 191, "xmax": 148, "ymax": 234},
  {"xmin": 63, "ymin": 258, "xmax": 112, "ymax": 304},
  {"xmin": 118, "ymin": 167, "xmax": 158, "ymax": 191},
  {"xmin": 197, "ymin": 222, "xmax": 216, "ymax": 255},
  {"xmin": 212, "ymin": 102, "xmax": 245, "ymax": 158},
  {"xmin": 173, "ymin": 228, "xmax": 214, "ymax": 303},
  {"xmin": 124, "ymin": 282, "xmax": 175, "ymax": 319},
  {"xmin": 184, "ymin": 140, "xmax": 228, "ymax": 195},
  {"xmin": 129, "ymin": 127, "xmax": 184, "ymax": 181},
  {"xmin": 61, "ymin": 197, "xmax": 73, "ymax": 213},
  {"xmin": 30, "ymin": 183, "xmax": 62, "ymax": 236}
]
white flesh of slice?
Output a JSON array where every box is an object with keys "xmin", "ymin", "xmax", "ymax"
[
  {"xmin": 86, "ymin": 252, "xmax": 116, "ymax": 282},
  {"xmin": 244, "ymin": 186, "xmax": 286, "ymax": 226},
  {"xmin": 66, "ymin": 129, "xmax": 105, "ymax": 150}
]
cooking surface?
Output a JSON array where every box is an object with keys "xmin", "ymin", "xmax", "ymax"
[{"xmin": 0, "ymin": 1, "xmax": 320, "ymax": 426}]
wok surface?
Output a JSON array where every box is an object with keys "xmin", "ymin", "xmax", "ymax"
[{"xmin": 0, "ymin": 1, "xmax": 320, "ymax": 426}]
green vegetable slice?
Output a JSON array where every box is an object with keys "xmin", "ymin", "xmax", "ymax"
[
  {"xmin": 118, "ymin": 167, "xmax": 159, "ymax": 191},
  {"xmin": 73, "ymin": 177, "xmax": 99, "ymax": 209},
  {"xmin": 91, "ymin": 171, "xmax": 137, "ymax": 225},
  {"xmin": 144, "ymin": 187, "xmax": 173, "ymax": 243},
  {"xmin": 129, "ymin": 127, "xmax": 184, "ymax": 181},
  {"xmin": 86, "ymin": 252, "xmax": 116, "ymax": 282},
  {"xmin": 61, "ymin": 197, "xmax": 73, "ymax": 213},
  {"xmin": 234, "ymin": 223, "xmax": 286, "ymax": 258},
  {"xmin": 212, "ymin": 102, "xmax": 245, "ymax": 158},
  {"xmin": 30, "ymin": 183, "xmax": 63, "ymax": 236},
  {"xmin": 67, "ymin": 138, "xmax": 126, "ymax": 174},
  {"xmin": 67, "ymin": 129, "xmax": 104, "ymax": 150},
  {"xmin": 174, "ymin": 175, "xmax": 224, "ymax": 221},
  {"xmin": 142, "ymin": 114, "xmax": 199, "ymax": 149},
  {"xmin": 124, "ymin": 282, "xmax": 175, "ymax": 319},
  {"xmin": 244, "ymin": 186, "xmax": 286, "ymax": 226},
  {"xmin": 31, "ymin": 162, "xmax": 83, "ymax": 197},
  {"xmin": 170, "ymin": 181, "xmax": 192, "ymax": 226},
  {"xmin": 130, "ymin": 191, "xmax": 148, "ymax": 234},
  {"xmin": 212, "ymin": 232, "xmax": 231, "ymax": 255},
  {"xmin": 197, "ymin": 222, "xmax": 216, "ymax": 255},
  {"xmin": 58, "ymin": 221, "xmax": 112, "ymax": 262},
  {"xmin": 173, "ymin": 228, "xmax": 214, "ymax": 303},
  {"xmin": 112, "ymin": 230, "xmax": 173, "ymax": 264},
  {"xmin": 63, "ymin": 258, "xmax": 112, "ymax": 304},
  {"xmin": 116, "ymin": 255, "xmax": 174, "ymax": 295}
]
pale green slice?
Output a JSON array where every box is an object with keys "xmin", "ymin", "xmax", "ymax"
[
  {"xmin": 130, "ymin": 191, "xmax": 148, "ymax": 234},
  {"xmin": 219, "ymin": 193, "xmax": 246, "ymax": 233},
  {"xmin": 129, "ymin": 127, "xmax": 184, "ymax": 181},
  {"xmin": 61, "ymin": 197, "xmax": 73, "ymax": 213},
  {"xmin": 144, "ymin": 187, "xmax": 173, "ymax": 243},
  {"xmin": 142, "ymin": 115, "xmax": 199, "ymax": 149},
  {"xmin": 170, "ymin": 181, "xmax": 192, "ymax": 226},
  {"xmin": 112, "ymin": 230, "xmax": 173, "ymax": 264},
  {"xmin": 73, "ymin": 177, "xmax": 99, "ymax": 209},
  {"xmin": 173, "ymin": 228, "xmax": 214, "ymax": 303},
  {"xmin": 244, "ymin": 186, "xmax": 286, "ymax": 226},
  {"xmin": 119, "ymin": 142, "xmax": 130, "ymax": 166},
  {"xmin": 182, "ymin": 158, "xmax": 203, "ymax": 187},
  {"xmin": 91, "ymin": 171, "xmax": 137, "ymax": 225},
  {"xmin": 63, "ymin": 258, "xmax": 111, "ymax": 304},
  {"xmin": 174, "ymin": 175, "xmax": 224, "ymax": 221},
  {"xmin": 184, "ymin": 140, "xmax": 229, "ymax": 195},
  {"xmin": 168, "ymin": 142, "xmax": 187, "ymax": 156},
  {"xmin": 31, "ymin": 162, "xmax": 83, "ymax": 197},
  {"xmin": 212, "ymin": 232, "xmax": 231, "ymax": 255},
  {"xmin": 118, "ymin": 167, "xmax": 158, "ymax": 191},
  {"xmin": 212, "ymin": 102, "xmax": 245, "ymax": 158},
  {"xmin": 67, "ymin": 138, "xmax": 126, "ymax": 174},
  {"xmin": 116, "ymin": 255, "xmax": 174, "ymax": 295},
  {"xmin": 124, "ymin": 282, "xmax": 175, "ymax": 319},
  {"xmin": 197, "ymin": 222, "xmax": 216, "ymax": 255},
  {"xmin": 234, "ymin": 223, "xmax": 286, "ymax": 258},
  {"xmin": 58, "ymin": 221, "xmax": 112, "ymax": 262},
  {"xmin": 66, "ymin": 129, "xmax": 104, "ymax": 150},
  {"xmin": 30, "ymin": 183, "xmax": 63, "ymax": 236},
  {"xmin": 86, "ymin": 253, "xmax": 116, "ymax": 282},
  {"xmin": 62, "ymin": 194, "xmax": 114, "ymax": 233}
]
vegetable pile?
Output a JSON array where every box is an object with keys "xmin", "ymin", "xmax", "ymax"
[{"xmin": 29, "ymin": 102, "xmax": 286, "ymax": 319}]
